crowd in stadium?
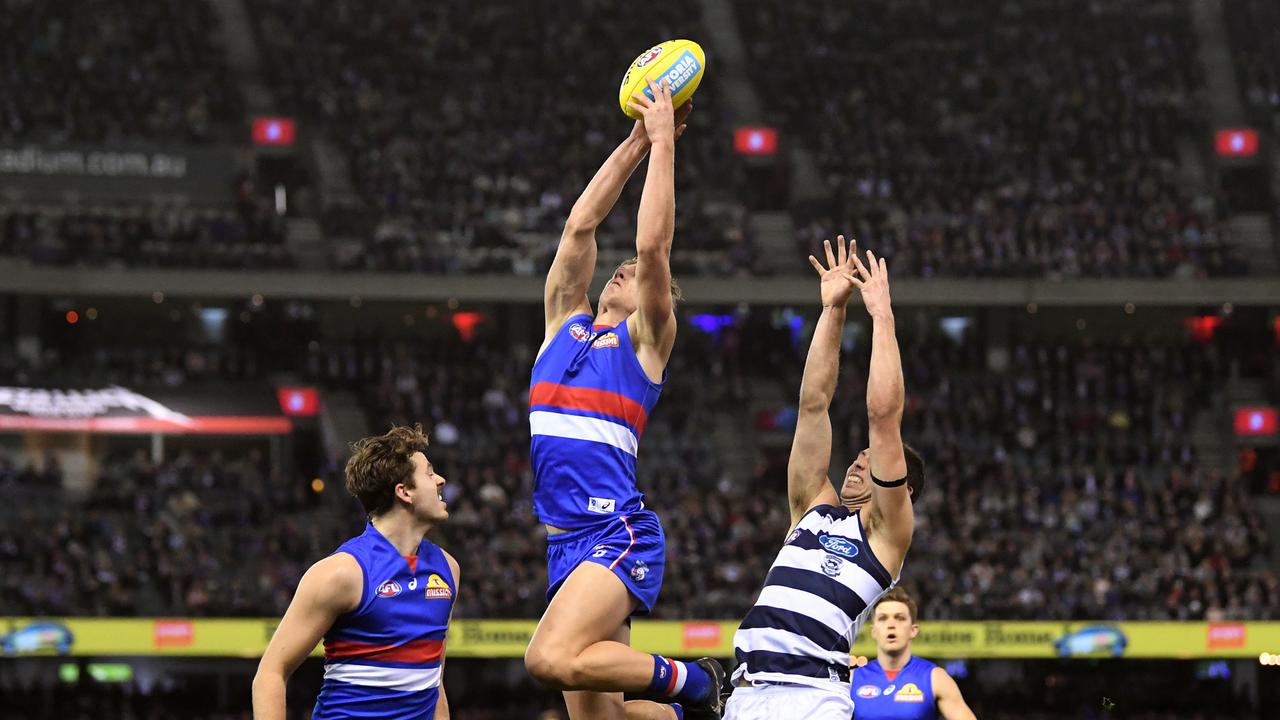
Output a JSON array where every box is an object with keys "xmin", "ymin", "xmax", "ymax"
[
  {"xmin": 0, "ymin": 0, "xmax": 240, "ymax": 144},
  {"xmin": 0, "ymin": 202, "xmax": 291, "ymax": 270},
  {"xmin": 3, "ymin": 321, "xmax": 1275, "ymax": 623},
  {"xmin": 0, "ymin": 0, "xmax": 1252, "ymax": 281}
]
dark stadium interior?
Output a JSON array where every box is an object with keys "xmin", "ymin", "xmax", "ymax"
[{"xmin": 1, "ymin": 0, "xmax": 1279, "ymax": 718}]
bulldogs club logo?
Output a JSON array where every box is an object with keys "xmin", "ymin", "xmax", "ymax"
[
  {"xmin": 376, "ymin": 580, "xmax": 403, "ymax": 598},
  {"xmin": 424, "ymin": 573, "xmax": 453, "ymax": 600},
  {"xmin": 630, "ymin": 561, "xmax": 649, "ymax": 583},
  {"xmin": 592, "ymin": 333, "xmax": 620, "ymax": 349},
  {"xmin": 569, "ymin": 323, "xmax": 592, "ymax": 343},
  {"xmin": 634, "ymin": 46, "xmax": 664, "ymax": 68}
]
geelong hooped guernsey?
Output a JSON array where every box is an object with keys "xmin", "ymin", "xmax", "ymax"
[
  {"xmin": 530, "ymin": 313, "xmax": 663, "ymax": 529},
  {"xmin": 733, "ymin": 504, "xmax": 895, "ymax": 691},
  {"xmin": 313, "ymin": 523, "xmax": 455, "ymax": 720}
]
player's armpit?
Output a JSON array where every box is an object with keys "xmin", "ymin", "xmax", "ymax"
[
  {"xmin": 932, "ymin": 666, "xmax": 978, "ymax": 720},
  {"xmin": 252, "ymin": 553, "xmax": 362, "ymax": 720}
]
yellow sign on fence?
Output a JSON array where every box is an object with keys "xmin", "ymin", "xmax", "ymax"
[{"xmin": 2, "ymin": 617, "xmax": 1276, "ymax": 660}]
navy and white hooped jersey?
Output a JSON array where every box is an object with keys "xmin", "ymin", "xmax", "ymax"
[
  {"xmin": 530, "ymin": 313, "xmax": 664, "ymax": 529},
  {"xmin": 733, "ymin": 504, "xmax": 895, "ymax": 692},
  {"xmin": 313, "ymin": 523, "xmax": 455, "ymax": 720},
  {"xmin": 852, "ymin": 657, "xmax": 938, "ymax": 719}
]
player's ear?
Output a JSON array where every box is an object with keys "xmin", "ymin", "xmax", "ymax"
[{"xmin": 909, "ymin": 623, "xmax": 920, "ymax": 640}]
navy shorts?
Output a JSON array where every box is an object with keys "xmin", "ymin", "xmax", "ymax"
[{"xmin": 546, "ymin": 509, "xmax": 666, "ymax": 615}]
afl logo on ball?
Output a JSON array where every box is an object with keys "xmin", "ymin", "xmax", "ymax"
[
  {"xmin": 634, "ymin": 46, "xmax": 664, "ymax": 68},
  {"xmin": 376, "ymin": 580, "xmax": 403, "ymax": 598}
]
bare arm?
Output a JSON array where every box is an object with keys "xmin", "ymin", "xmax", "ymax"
[
  {"xmin": 545, "ymin": 131, "xmax": 649, "ymax": 335},
  {"xmin": 434, "ymin": 551, "xmax": 461, "ymax": 720},
  {"xmin": 787, "ymin": 236, "xmax": 860, "ymax": 527},
  {"xmin": 625, "ymin": 79, "xmax": 680, "ymax": 373},
  {"xmin": 851, "ymin": 249, "xmax": 913, "ymax": 572},
  {"xmin": 253, "ymin": 553, "xmax": 362, "ymax": 720},
  {"xmin": 933, "ymin": 666, "xmax": 977, "ymax": 720}
]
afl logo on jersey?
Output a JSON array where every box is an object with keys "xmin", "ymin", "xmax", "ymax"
[
  {"xmin": 569, "ymin": 323, "xmax": 592, "ymax": 342},
  {"xmin": 376, "ymin": 580, "xmax": 403, "ymax": 598},
  {"xmin": 856, "ymin": 685, "xmax": 881, "ymax": 699},
  {"xmin": 819, "ymin": 534, "xmax": 860, "ymax": 560}
]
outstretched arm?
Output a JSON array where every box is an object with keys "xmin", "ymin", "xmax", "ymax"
[
  {"xmin": 545, "ymin": 130, "xmax": 649, "ymax": 335},
  {"xmin": 544, "ymin": 102, "xmax": 692, "ymax": 341},
  {"xmin": 787, "ymin": 236, "xmax": 860, "ymax": 528},
  {"xmin": 625, "ymin": 79, "xmax": 685, "ymax": 370},
  {"xmin": 851, "ymin": 249, "xmax": 913, "ymax": 569}
]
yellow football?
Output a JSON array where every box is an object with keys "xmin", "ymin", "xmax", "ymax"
[{"xmin": 618, "ymin": 40, "xmax": 706, "ymax": 120}]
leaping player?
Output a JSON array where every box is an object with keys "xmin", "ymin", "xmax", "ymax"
[
  {"xmin": 254, "ymin": 425, "xmax": 458, "ymax": 720},
  {"xmin": 522, "ymin": 77, "xmax": 725, "ymax": 720},
  {"xmin": 726, "ymin": 237, "xmax": 922, "ymax": 719},
  {"xmin": 851, "ymin": 587, "xmax": 976, "ymax": 720}
]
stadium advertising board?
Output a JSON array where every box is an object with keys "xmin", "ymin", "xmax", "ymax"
[
  {"xmin": 0, "ymin": 386, "xmax": 291, "ymax": 435},
  {"xmin": 4, "ymin": 618, "xmax": 1278, "ymax": 660},
  {"xmin": 0, "ymin": 143, "xmax": 235, "ymax": 204}
]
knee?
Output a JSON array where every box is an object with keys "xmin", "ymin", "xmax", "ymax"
[{"xmin": 524, "ymin": 641, "xmax": 579, "ymax": 689}]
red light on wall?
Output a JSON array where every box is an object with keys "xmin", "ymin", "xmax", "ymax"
[
  {"xmin": 1184, "ymin": 315, "xmax": 1222, "ymax": 343},
  {"xmin": 734, "ymin": 127, "xmax": 778, "ymax": 156},
  {"xmin": 65, "ymin": 310, "xmax": 79, "ymax": 325},
  {"xmin": 1215, "ymin": 128, "xmax": 1258, "ymax": 158},
  {"xmin": 451, "ymin": 311, "xmax": 485, "ymax": 343},
  {"xmin": 1234, "ymin": 407, "xmax": 1278, "ymax": 437},
  {"xmin": 277, "ymin": 387, "xmax": 320, "ymax": 417},
  {"xmin": 252, "ymin": 117, "xmax": 297, "ymax": 147}
]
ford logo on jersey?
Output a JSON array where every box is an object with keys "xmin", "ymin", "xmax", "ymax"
[
  {"xmin": 819, "ymin": 534, "xmax": 860, "ymax": 560},
  {"xmin": 376, "ymin": 580, "xmax": 403, "ymax": 598}
]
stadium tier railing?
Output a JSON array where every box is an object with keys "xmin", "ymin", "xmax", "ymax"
[{"xmin": 0, "ymin": 266, "xmax": 1278, "ymax": 307}]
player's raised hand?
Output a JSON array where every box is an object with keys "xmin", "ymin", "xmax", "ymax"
[
  {"xmin": 808, "ymin": 235, "xmax": 859, "ymax": 308},
  {"xmin": 850, "ymin": 246, "xmax": 894, "ymax": 319},
  {"xmin": 629, "ymin": 100, "xmax": 691, "ymax": 145},
  {"xmin": 627, "ymin": 78, "xmax": 676, "ymax": 145}
]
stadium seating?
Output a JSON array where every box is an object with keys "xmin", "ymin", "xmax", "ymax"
[
  {"xmin": 4, "ymin": 322, "xmax": 1274, "ymax": 622},
  {"xmin": 741, "ymin": 0, "xmax": 1244, "ymax": 279},
  {"xmin": 0, "ymin": 0, "xmax": 241, "ymax": 143},
  {"xmin": 1224, "ymin": 0, "xmax": 1280, "ymax": 115}
]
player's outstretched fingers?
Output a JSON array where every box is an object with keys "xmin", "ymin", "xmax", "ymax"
[
  {"xmin": 851, "ymin": 245, "xmax": 872, "ymax": 280},
  {"xmin": 824, "ymin": 238, "xmax": 836, "ymax": 269},
  {"xmin": 836, "ymin": 234, "xmax": 848, "ymax": 266},
  {"xmin": 808, "ymin": 255, "xmax": 825, "ymax": 275}
]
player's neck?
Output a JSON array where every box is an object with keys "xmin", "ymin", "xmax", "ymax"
[
  {"xmin": 371, "ymin": 511, "xmax": 432, "ymax": 556},
  {"xmin": 878, "ymin": 648, "xmax": 912, "ymax": 672},
  {"xmin": 594, "ymin": 307, "xmax": 627, "ymax": 329}
]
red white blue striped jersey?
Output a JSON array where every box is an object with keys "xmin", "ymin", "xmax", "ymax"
[
  {"xmin": 313, "ymin": 523, "xmax": 455, "ymax": 720},
  {"xmin": 530, "ymin": 314, "xmax": 664, "ymax": 529}
]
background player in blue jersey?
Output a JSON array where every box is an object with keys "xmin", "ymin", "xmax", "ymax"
[
  {"xmin": 851, "ymin": 588, "xmax": 975, "ymax": 720},
  {"xmin": 253, "ymin": 425, "xmax": 459, "ymax": 720},
  {"xmin": 522, "ymin": 78, "xmax": 724, "ymax": 720}
]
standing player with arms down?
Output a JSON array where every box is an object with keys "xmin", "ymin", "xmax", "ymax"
[
  {"xmin": 522, "ymin": 77, "xmax": 725, "ymax": 720},
  {"xmin": 253, "ymin": 425, "xmax": 459, "ymax": 720},
  {"xmin": 851, "ymin": 588, "xmax": 976, "ymax": 720},
  {"xmin": 726, "ymin": 238, "xmax": 923, "ymax": 719}
]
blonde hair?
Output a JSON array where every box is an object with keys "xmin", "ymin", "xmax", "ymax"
[{"xmin": 618, "ymin": 257, "xmax": 683, "ymax": 302}]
